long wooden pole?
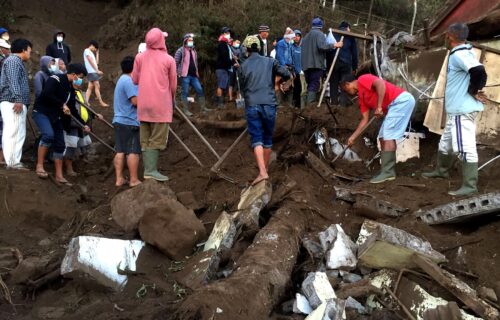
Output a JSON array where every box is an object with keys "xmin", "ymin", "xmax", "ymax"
[
  {"xmin": 210, "ymin": 128, "xmax": 248, "ymax": 173},
  {"xmin": 317, "ymin": 36, "xmax": 344, "ymax": 108},
  {"xmin": 68, "ymin": 114, "xmax": 115, "ymax": 152},
  {"xmin": 169, "ymin": 127, "xmax": 204, "ymax": 167}
]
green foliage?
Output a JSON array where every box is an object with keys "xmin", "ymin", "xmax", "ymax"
[{"xmin": 0, "ymin": 0, "xmax": 15, "ymax": 27}]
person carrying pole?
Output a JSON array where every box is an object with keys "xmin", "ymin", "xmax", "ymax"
[
  {"xmin": 340, "ymin": 73, "xmax": 415, "ymax": 183},
  {"xmin": 422, "ymin": 23, "xmax": 487, "ymax": 196},
  {"xmin": 238, "ymin": 35, "xmax": 290, "ymax": 185}
]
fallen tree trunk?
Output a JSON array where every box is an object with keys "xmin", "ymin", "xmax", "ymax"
[{"xmin": 174, "ymin": 199, "xmax": 309, "ymax": 320}]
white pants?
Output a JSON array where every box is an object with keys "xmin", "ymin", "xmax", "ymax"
[
  {"xmin": 438, "ymin": 113, "xmax": 478, "ymax": 163},
  {"xmin": 0, "ymin": 101, "xmax": 27, "ymax": 167}
]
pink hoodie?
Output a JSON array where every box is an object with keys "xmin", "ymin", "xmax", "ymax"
[{"xmin": 132, "ymin": 28, "xmax": 177, "ymax": 123}]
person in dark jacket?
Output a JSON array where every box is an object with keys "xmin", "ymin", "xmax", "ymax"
[
  {"xmin": 326, "ymin": 21, "xmax": 358, "ymax": 106},
  {"xmin": 46, "ymin": 30, "xmax": 71, "ymax": 65},
  {"xmin": 239, "ymin": 35, "xmax": 290, "ymax": 185},
  {"xmin": 301, "ymin": 17, "xmax": 343, "ymax": 104},
  {"xmin": 32, "ymin": 63, "xmax": 89, "ymax": 184},
  {"xmin": 215, "ymin": 27, "xmax": 234, "ymax": 108},
  {"xmin": 34, "ymin": 55, "xmax": 57, "ymax": 99},
  {"xmin": 257, "ymin": 25, "xmax": 271, "ymax": 57}
]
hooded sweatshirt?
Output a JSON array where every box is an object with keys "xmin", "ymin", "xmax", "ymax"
[
  {"xmin": 131, "ymin": 28, "xmax": 177, "ymax": 123},
  {"xmin": 33, "ymin": 56, "xmax": 54, "ymax": 99},
  {"xmin": 45, "ymin": 30, "xmax": 71, "ymax": 65}
]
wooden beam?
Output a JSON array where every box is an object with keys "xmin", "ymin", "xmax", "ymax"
[{"xmin": 329, "ymin": 28, "xmax": 423, "ymax": 51}]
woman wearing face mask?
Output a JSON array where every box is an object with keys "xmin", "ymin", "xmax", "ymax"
[
  {"xmin": 215, "ymin": 27, "xmax": 233, "ymax": 109},
  {"xmin": 32, "ymin": 63, "xmax": 90, "ymax": 184},
  {"xmin": 34, "ymin": 56, "xmax": 57, "ymax": 99}
]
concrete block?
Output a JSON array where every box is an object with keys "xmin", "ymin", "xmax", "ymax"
[
  {"xmin": 234, "ymin": 180, "xmax": 272, "ymax": 229},
  {"xmin": 306, "ymin": 299, "xmax": 347, "ymax": 320},
  {"xmin": 324, "ymin": 225, "xmax": 357, "ymax": 270},
  {"xmin": 175, "ymin": 249, "xmax": 220, "ymax": 290},
  {"xmin": 60, "ymin": 236, "xmax": 145, "ymax": 291},
  {"xmin": 345, "ymin": 297, "xmax": 368, "ymax": 314},
  {"xmin": 341, "ymin": 272, "xmax": 362, "ymax": 283},
  {"xmin": 354, "ymin": 195, "xmax": 409, "ymax": 218},
  {"xmin": 203, "ymin": 212, "xmax": 236, "ymax": 252},
  {"xmin": 356, "ymin": 220, "xmax": 446, "ymax": 270},
  {"xmin": 302, "ymin": 272, "xmax": 337, "ymax": 309},
  {"xmin": 417, "ymin": 192, "xmax": 500, "ymax": 225},
  {"xmin": 293, "ymin": 293, "xmax": 313, "ymax": 315}
]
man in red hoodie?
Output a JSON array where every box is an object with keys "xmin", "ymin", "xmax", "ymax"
[{"xmin": 132, "ymin": 28, "xmax": 177, "ymax": 181}]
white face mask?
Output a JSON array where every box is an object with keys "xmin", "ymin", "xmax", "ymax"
[
  {"xmin": 187, "ymin": 41, "xmax": 194, "ymax": 48},
  {"xmin": 57, "ymin": 36, "xmax": 64, "ymax": 43},
  {"xmin": 224, "ymin": 34, "xmax": 231, "ymax": 40},
  {"xmin": 233, "ymin": 44, "xmax": 240, "ymax": 49},
  {"xmin": 49, "ymin": 64, "xmax": 58, "ymax": 73}
]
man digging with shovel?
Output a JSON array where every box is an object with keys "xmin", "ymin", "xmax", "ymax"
[
  {"xmin": 341, "ymin": 73, "xmax": 415, "ymax": 183},
  {"xmin": 238, "ymin": 35, "xmax": 290, "ymax": 185}
]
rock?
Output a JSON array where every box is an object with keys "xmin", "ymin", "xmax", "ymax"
[
  {"xmin": 176, "ymin": 191, "xmax": 203, "ymax": 211},
  {"xmin": 60, "ymin": 236, "xmax": 145, "ymax": 291},
  {"xmin": 478, "ymin": 287, "xmax": 498, "ymax": 302},
  {"xmin": 293, "ymin": 293, "xmax": 313, "ymax": 315},
  {"xmin": 138, "ymin": 198, "xmax": 206, "ymax": 260},
  {"xmin": 9, "ymin": 256, "xmax": 52, "ymax": 284},
  {"xmin": 203, "ymin": 212, "xmax": 236, "ymax": 252},
  {"xmin": 303, "ymin": 235, "xmax": 324, "ymax": 259},
  {"xmin": 324, "ymin": 225, "xmax": 357, "ymax": 270},
  {"xmin": 111, "ymin": 180, "xmax": 176, "ymax": 232},
  {"xmin": 306, "ymin": 299, "xmax": 347, "ymax": 320},
  {"xmin": 302, "ymin": 272, "xmax": 337, "ymax": 309},
  {"xmin": 281, "ymin": 299, "xmax": 295, "ymax": 313},
  {"xmin": 175, "ymin": 249, "xmax": 221, "ymax": 290},
  {"xmin": 234, "ymin": 180, "xmax": 272, "ymax": 229},
  {"xmin": 319, "ymin": 225, "xmax": 338, "ymax": 252},
  {"xmin": 356, "ymin": 220, "xmax": 446, "ymax": 270},
  {"xmin": 342, "ymin": 272, "xmax": 362, "ymax": 284},
  {"xmin": 345, "ymin": 297, "xmax": 368, "ymax": 314}
]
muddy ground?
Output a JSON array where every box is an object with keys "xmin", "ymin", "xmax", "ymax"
[{"xmin": 0, "ymin": 1, "xmax": 499, "ymax": 319}]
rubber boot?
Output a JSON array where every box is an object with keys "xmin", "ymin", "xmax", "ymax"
[
  {"xmin": 370, "ymin": 151, "xmax": 396, "ymax": 184},
  {"xmin": 181, "ymin": 100, "xmax": 193, "ymax": 117},
  {"xmin": 143, "ymin": 149, "xmax": 169, "ymax": 182},
  {"xmin": 300, "ymin": 95, "xmax": 307, "ymax": 110},
  {"xmin": 306, "ymin": 91, "xmax": 317, "ymax": 105},
  {"xmin": 422, "ymin": 152, "xmax": 454, "ymax": 179},
  {"xmin": 216, "ymin": 96, "xmax": 225, "ymax": 109},
  {"xmin": 448, "ymin": 162, "xmax": 478, "ymax": 196},
  {"xmin": 199, "ymin": 96, "xmax": 210, "ymax": 113}
]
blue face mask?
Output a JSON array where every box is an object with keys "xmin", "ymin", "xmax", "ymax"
[{"xmin": 74, "ymin": 77, "xmax": 83, "ymax": 86}]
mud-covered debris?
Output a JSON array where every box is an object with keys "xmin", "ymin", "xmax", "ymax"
[
  {"xmin": 176, "ymin": 191, "xmax": 204, "ymax": 211},
  {"xmin": 354, "ymin": 194, "xmax": 409, "ymax": 218},
  {"xmin": 302, "ymin": 235, "xmax": 324, "ymax": 259},
  {"xmin": 321, "ymin": 225, "xmax": 357, "ymax": 270},
  {"xmin": 356, "ymin": 220, "xmax": 446, "ymax": 270},
  {"xmin": 340, "ymin": 272, "xmax": 362, "ymax": 284},
  {"xmin": 234, "ymin": 180, "xmax": 272, "ymax": 229},
  {"xmin": 345, "ymin": 296, "xmax": 368, "ymax": 314},
  {"xmin": 60, "ymin": 236, "xmax": 145, "ymax": 291},
  {"xmin": 174, "ymin": 249, "xmax": 221, "ymax": 290},
  {"xmin": 203, "ymin": 212, "xmax": 236, "ymax": 252},
  {"xmin": 302, "ymin": 272, "xmax": 337, "ymax": 309},
  {"xmin": 416, "ymin": 192, "xmax": 500, "ymax": 225},
  {"xmin": 478, "ymin": 286, "xmax": 497, "ymax": 302},
  {"xmin": 306, "ymin": 299, "xmax": 347, "ymax": 320},
  {"xmin": 293, "ymin": 293, "xmax": 313, "ymax": 315}
]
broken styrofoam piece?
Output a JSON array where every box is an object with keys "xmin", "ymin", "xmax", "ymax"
[
  {"xmin": 302, "ymin": 272, "xmax": 337, "ymax": 309},
  {"xmin": 293, "ymin": 293, "xmax": 313, "ymax": 315},
  {"xmin": 203, "ymin": 212, "xmax": 236, "ymax": 252},
  {"xmin": 60, "ymin": 236, "xmax": 145, "ymax": 291},
  {"xmin": 325, "ymin": 225, "xmax": 358, "ymax": 270},
  {"xmin": 416, "ymin": 192, "xmax": 500, "ymax": 225},
  {"xmin": 396, "ymin": 132, "xmax": 425, "ymax": 163},
  {"xmin": 345, "ymin": 297, "xmax": 368, "ymax": 314},
  {"xmin": 330, "ymin": 138, "xmax": 361, "ymax": 162},
  {"xmin": 306, "ymin": 299, "xmax": 347, "ymax": 320},
  {"xmin": 356, "ymin": 220, "xmax": 446, "ymax": 270}
]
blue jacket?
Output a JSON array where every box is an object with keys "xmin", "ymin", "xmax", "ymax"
[
  {"xmin": 292, "ymin": 43, "xmax": 302, "ymax": 74},
  {"xmin": 329, "ymin": 34, "xmax": 358, "ymax": 70},
  {"xmin": 276, "ymin": 39, "xmax": 293, "ymax": 67}
]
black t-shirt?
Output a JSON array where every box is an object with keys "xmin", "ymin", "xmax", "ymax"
[{"xmin": 187, "ymin": 50, "xmax": 197, "ymax": 76}]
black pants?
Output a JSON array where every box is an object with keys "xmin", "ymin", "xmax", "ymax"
[
  {"xmin": 292, "ymin": 75, "xmax": 302, "ymax": 108},
  {"xmin": 329, "ymin": 61, "xmax": 352, "ymax": 105}
]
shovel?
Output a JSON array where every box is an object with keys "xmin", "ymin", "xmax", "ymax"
[
  {"xmin": 331, "ymin": 117, "xmax": 376, "ymax": 165},
  {"xmin": 235, "ymin": 72, "xmax": 245, "ymax": 109}
]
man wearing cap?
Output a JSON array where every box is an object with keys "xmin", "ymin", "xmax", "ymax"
[
  {"xmin": 301, "ymin": 17, "xmax": 343, "ymax": 105},
  {"xmin": 238, "ymin": 35, "xmax": 290, "ymax": 185},
  {"xmin": 175, "ymin": 33, "xmax": 207, "ymax": 116},
  {"xmin": 46, "ymin": 30, "xmax": 71, "ymax": 65},
  {"xmin": 0, "ymin": 38, "xmax": 10, "ymax": 165},
  {"xmin": 215, "ymin": 27, "xmax": 233, "ymax": 108},
  {"xmin": 257, "ymin": 25, "xmax": 271, "ymax": 57},
  {"xmin": 0, "ymin": 28, "xmax": 9, "ymax": 42},
  {"xmin": 327, "ymin": 21, "xmax": 358, "ymax": 106}
]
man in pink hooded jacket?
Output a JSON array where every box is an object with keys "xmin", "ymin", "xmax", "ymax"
[{"xmin": 132, "ymin": 28, "xmax": 177, "ymax": 181}]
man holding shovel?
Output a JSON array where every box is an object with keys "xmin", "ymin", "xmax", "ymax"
[
  {"xmin": 238, "ymin": 35, "xmax": 290, "ymax": 185},
  {"xmin": 340, "ymin": 74, "xmax": 415, "ymax": 183}
]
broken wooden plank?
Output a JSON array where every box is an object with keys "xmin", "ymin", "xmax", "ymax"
[
  {"xmin": 305, "ymin": 152, "xmax": 359, "ymax": 182},
  {"xmin": 412, "ymin": 254, "xmax": 499, "ymax": 320}
]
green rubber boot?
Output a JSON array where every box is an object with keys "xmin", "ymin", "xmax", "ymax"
[
  {"xmin": 143, "ymin": 149, "xmax": 169, "ymax": 182},
  {"xmin": 422, "ymin": 152, "xmax": 454, "ymax": 179},
  {"xmin": 370, "ymin": 151, "xmax": 396, "ymax": 184},
  {"xmin": 448, "ymin": 162, "xmax": 478, "ymax": 196},
  {"xmin": 306, "ymin": 91, "xmax": 317, "ymax": 105},
  {"xmin": 198, "ymin": 96, "xmax": 210, "ymax": 113},
  {"xmin": 181, "ymin": 100, "xmax": 193, "ymax": 117}
]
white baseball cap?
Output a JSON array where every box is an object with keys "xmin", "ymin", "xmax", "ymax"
[{"xmin": 0, "ymin": 39, "xmax": 11, "ymax": 49}]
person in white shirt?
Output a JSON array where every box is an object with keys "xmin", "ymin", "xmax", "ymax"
[{"xmin": 83, "ymin": 40, "xmax": 108, "ymax": 107}]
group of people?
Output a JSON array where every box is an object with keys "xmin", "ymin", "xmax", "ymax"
[{"xmin": 0, "ymin": 19, "xmax": 488, "ymax": 196}]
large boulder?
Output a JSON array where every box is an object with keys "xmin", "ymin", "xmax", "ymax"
[
  {"xmin": 138, "ymin": 198, "xmax": 206, "ymax": 260},
  {"xmin": 111, "ymin": 180, "xmax": 176, "ymax": 232}
]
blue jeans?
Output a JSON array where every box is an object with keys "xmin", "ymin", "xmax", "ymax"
[
  {"xmin": 245, "ymin": 104, "xmax": 277, "ymax": 148},
  {"xmin": 181, "ymin": 76, "xmax": 204, "ymax": 102},
  {"xmin": 32, "ymin": 111, "xmax": 65, "ymax": 159}
]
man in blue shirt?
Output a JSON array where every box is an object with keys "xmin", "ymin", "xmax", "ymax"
[
  {"xmin": 291, "ymin": 30, "xmax": 305, "ymax": 109},
  {"xmin": 423, "ymin": 23, "xmax": 487, "ymax": 196},
  {"xmin": 113, "ymin": 56, "xmax": 141, "ymax": 187}
]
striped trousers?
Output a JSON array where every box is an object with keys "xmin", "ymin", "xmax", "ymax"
[{"xmin": 438, "ymin": 112, "xmax": 478, "ymax": 163}]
